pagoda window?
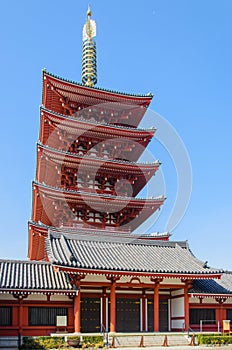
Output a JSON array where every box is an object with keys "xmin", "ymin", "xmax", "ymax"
[
  {"xmin": 189, "ymin": 308, "xmax": 216, "ymax": 325},
  {"xmin": 0, "ymin": 306, "xmax": 12, "ymax": 326},
  {"xmin": 226, "ymin": 309, "xmax": 232, "ymax": 322},
  {"xmin": 28, "ymin": 307, "xmax": 68, "ymax": 326}
]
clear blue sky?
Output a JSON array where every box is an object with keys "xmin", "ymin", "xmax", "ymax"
[{"xmin": 0, "ymin": 1, "xmax": 231, "ymax": 270}]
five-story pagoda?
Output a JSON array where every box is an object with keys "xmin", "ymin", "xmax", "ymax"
[
  {"xmin": 28, "ymin": 7, "xmax": 165, "ymax": 261},
  {"xmin": 0, "ymin": 6, "xmax": 226, "ymax": 337}
]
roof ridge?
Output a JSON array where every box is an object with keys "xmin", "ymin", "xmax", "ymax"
[
  {"xmin": 0, "ymin": 258, "xmax": 51, "ymax": 265},
  {"xmin": 48, "ymin": 229, "xmax": 186, "ymax": 247},
  {"xmin": 43, "ymin": 69, "xmax": 154, "ymax": 98}
]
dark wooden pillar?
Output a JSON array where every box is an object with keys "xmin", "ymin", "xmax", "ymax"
[
  {"xmin": 142, "ymin": 290, "xmax": 147, "ymax": 332},
  {"xmin": 102, "ymin": 288, "xmax": 107, "ymax": 331}
]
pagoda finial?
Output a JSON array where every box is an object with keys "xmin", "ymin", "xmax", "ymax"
[
  {"xmin": 87, "ymin": 4, "xmax": 92, "ymax": 17},
  {"xmin": 82, "ymin": 5, "xmax": 97, "ymax": 87}
]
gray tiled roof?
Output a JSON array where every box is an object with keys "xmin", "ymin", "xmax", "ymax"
[
  {"xmin": 190, "ymin": 272, "xmax": 232, "ymax": 295},
  {"xmin": 0, "ymin": 259, "xmax": 76, "ymax": 294},
  {"xmin": 46, "ymin": 231, "xmax": 222, "ymax": 277}
]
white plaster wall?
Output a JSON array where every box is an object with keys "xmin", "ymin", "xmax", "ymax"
[
  {"xmin": 202, "ymin": 297, "xmax": 217, "ymax": 304},
  {"xmin": 162, "ymin": 278, "xmax": 184, "ymax": 286},
  {"xmin": 27, "ymin": 294, "xmax": 47, "ymax": 301},
  {"xmin": 189, "ymin": 297, "xmax": 200, "ymax": 304},
  {"xmin": 171, "ymin": 289, "xmax": 184, "ymax": 297},
  {"xmin": 171, "ymin": 297, "xmax": 184, "ymax": 317},
  {"xmin": 171, "ymin": 319, "xmax": 185, "ymax": 329},
  {"xmin": 0, "ymin": 293, "xmax": 15, "ymax": 300},
  {"xmin": 83, "ymin": 275, "xmax": 108, "ymax": 283},
  {"xmin": 50, "ymin": 295, "xmax": 70, "ymax": 301}
]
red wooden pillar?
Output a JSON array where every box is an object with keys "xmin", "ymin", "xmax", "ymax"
[
  {"xmin": 154, "ymin": 283, "xmax": 159, "ymax": 332},
  {"xmin": 74, "ymin": 281, "xmax": 81, "ymax": 333},
  {"xmin": 19, "ymin": 298, "xmax": 23, "ymax": 335},
  {"xmin": 216, "ymin": 297, "xmax": 227, "ymax": 331},
  {"xmin": 68, "ymin": 306, "xmax": 74, "ymax": 331},
  {"xmin": 184, "ymin": 280, "xmax": 191, "ymax": 331},
  {"xmin": 14, "ymin": 295, "xmax": 27, "ymax": 336},
  {"xmin": 69, "ymin": 274, "xmax": 85, "ymax": 333},
  {"xmin": 110, "ymin": 280, "xmax": 116, "ymax": 333}
]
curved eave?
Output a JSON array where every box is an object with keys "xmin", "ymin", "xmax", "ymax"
[
  {"xmin": 0, "ymin": 288, "xmax": 77, "ymax": 296},
  {"xmin": 28, "ymin": 220, "xmax": 48, "ymax": 233},
  {"xmin": 43, "ymin": 70, "xmax": 153, "ymax": 102},
  {"xmin": 33, "ymin": 181, "xmax": 165, "ymax": 206},
  {"xmin": 40, "ymin": 106, "xmax": 156, "ymax": 138},
  {"xmin": 32, "ymin": 182, "xmax": 164, "ymax": 230},
  {"xmin": 189, "ymin": 293, "xmax": 232, "ymax": 299},
  {"xmin": 36, "ymin": 143, "xmax": 160, "ymax": 196},
  {"xmin": 28, "ymin": 221, "xmax": 48, "ymax": 261},
  {"xmin": 29, "ymin": 221, "xmax": 156, "ymax": 237},
  {"xmin": 37, "ymin": 143, "xmax": 160, "ymax": 172},
  {"xmin": 50, "ymin": 265, "xmax": 222, "ymax": 280}
]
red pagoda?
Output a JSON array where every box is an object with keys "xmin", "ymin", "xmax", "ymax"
[
  {"xmin": 1, "ymin": 7, "xmax": 232, "ymax": 342},
  {"xmin": 28, "ymin": 7, "xmax": 165, "ymax": 261}
]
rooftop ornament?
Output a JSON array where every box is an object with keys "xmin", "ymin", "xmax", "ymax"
[{"xmin": 82, "ymin": 5, "xmax": 97, "ymax": 87}]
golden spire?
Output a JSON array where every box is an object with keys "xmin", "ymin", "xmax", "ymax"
[
  {"xmin": 87, "ymin": 4, "xmax": 92, "ymax": 17},
  {"xmin": 82, "ymin": 5, "xmax": 97, "ymax": 87}
]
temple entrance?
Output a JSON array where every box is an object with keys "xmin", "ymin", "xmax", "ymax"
[
  {"xmin": 81, "ymin": 298, "xmax": 101, "ymax": 332},
  {"xmin": 147, "ymin": 298, "xmax": 169, "ymax": 332},
  {"xmin": 116, "ymin": 298, "xmax": 140, "ymax": 332}
]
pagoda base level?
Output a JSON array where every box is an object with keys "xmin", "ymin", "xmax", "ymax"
[{"xmin": 0, "ymin": 289, "xmax": 230, "ymax": 336}]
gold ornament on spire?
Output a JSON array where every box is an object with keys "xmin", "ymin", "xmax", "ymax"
[
  {"xmin": 87, "ymin": 4, "xmax": 92, "ymax": 17},
  {"xmin": 82, "ymin": 5, "xmax": 97, "ymax": 87}
]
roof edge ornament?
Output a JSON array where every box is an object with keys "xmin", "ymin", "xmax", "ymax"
[{"xmin": 82, "ymin": 5, "xmax": 97, "ymax": 87}]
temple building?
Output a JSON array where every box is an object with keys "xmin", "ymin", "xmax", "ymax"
[{"xmin": 1, "ymin": 7, "xmax": 232, "ymax": 338}]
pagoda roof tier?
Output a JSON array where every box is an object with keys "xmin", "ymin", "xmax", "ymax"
[
  {"xmin": 47, "ymin": 231, "xmax": 222, "ymax": 279},
  {"xmin": 40, "ymin": 106, "xmax": 156, "ymax": 134},
  {"xmin": 28, "ymin": 221, "xmax": 49, "ymax": 261},
  {"xmin": 42, "ymin": 70, "xmax": 153, "ymax": 127},
  {"xmin": 39, "ymin": 108, "xmax": 155, "ymax": 162},
  {"xmin": 36, "ymin": 143, "xmax": 160, "ymax": 197},
  {"xmin": 32, "ymin": 182, "xmax": 165, "ymax": 231},
  {"xmin": 28, "ymin": 221, "xmax": 171, "ymax": 261}
]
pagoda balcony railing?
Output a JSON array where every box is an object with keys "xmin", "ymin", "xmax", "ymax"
[
  {"xmin": 59, "ymin": 222, "xmax": 131, "ymax": 234},
  {"xmin": 34, "ymin": 180, "xmax": 164, "ymax": 202},
  {"xmin": 60, "ymin": 185, "xmax": 126, "ymax": 197},
  {"xmin": 38, "ymin": 141, "xmax": 160, "ymax": 166}
]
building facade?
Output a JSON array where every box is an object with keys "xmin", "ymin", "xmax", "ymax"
[{"xmin": 1, "ymin": 7, "xmax": 232, "ymax": 337}]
